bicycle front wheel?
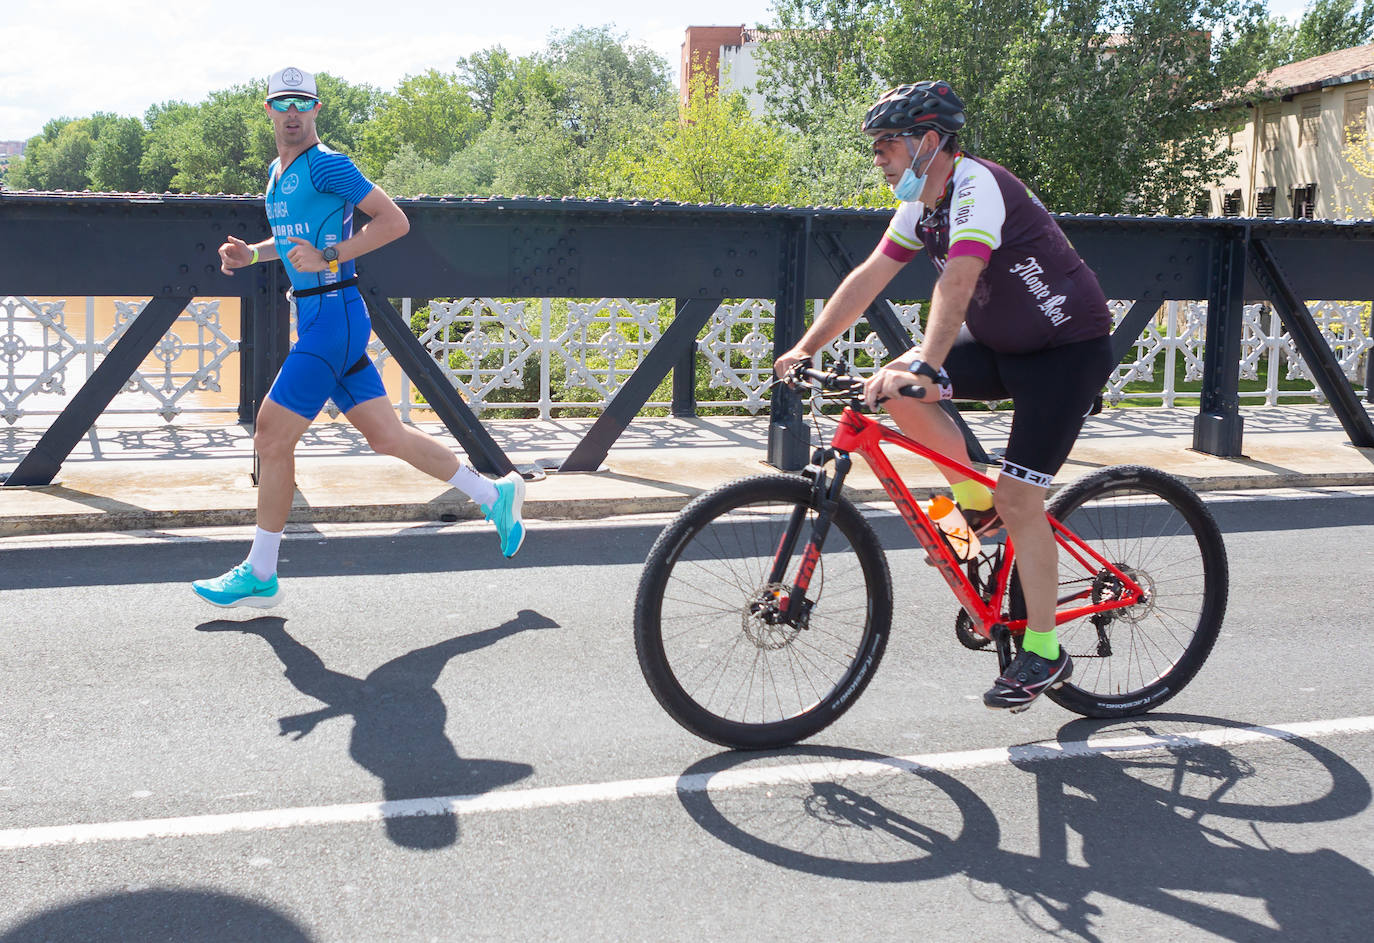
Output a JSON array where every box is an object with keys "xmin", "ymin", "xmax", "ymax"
[
  {"xmin": 635, "ymin": 474, "xmax": 893, "ymax": 750},
  {"xmin": 1044, "ymin": 465, "xmax": 1228, "ymax": 718}
]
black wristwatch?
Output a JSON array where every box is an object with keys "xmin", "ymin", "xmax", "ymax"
[
  {"xmin": 321, "ymin": 245, "xmax": 340, "ymax": 273},
  {"xmin": 907, "ymin": 359, "xmax": 949, "ymax": 385}
]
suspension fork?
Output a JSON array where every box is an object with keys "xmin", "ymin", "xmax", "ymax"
[{"xmin": 765, "ymin": 448, "xmax": 851, "ymax": 623}]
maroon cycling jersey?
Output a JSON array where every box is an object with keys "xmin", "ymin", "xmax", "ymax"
[{"xmin": 880, "ymin": 154, "xmax": 1110, "ymax": 354}]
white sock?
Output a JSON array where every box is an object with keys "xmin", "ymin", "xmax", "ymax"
[
  {"xmin": 246, "ymin": 527, "xmax": 284, "ymax": 580},
  {"xmin": 448, "ymin": 464, "xmax": 498, "ymax": 506}
]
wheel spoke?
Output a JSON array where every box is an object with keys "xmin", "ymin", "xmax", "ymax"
[
  {"xmin": 1046, "ymin": 467, "xmax": 1226, "ymax": 716},
  {"xmin": 636, "ymin": 476, "xmax": 892, "ymax": 747}
]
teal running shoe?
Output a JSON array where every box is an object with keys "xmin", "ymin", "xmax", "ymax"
[
  {"xmin": 192, "ymin": 562, "xmax": 282, "ymax": 609},
  {"xmin": 480, "ymin": 471, "xmax": 526, "ymax": 558}
]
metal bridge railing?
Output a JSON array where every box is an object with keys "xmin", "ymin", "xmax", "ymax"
[
  {"xmin": 4, "ymin": 194, "xmax": 1374, "ymax": 484},
  {"xmin": 2, "ymin": 294, "xmax": 1368, "ymax": 436}
]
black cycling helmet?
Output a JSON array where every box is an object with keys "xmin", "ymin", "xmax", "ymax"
[{"xmin": 862, "ymin": 81, "xmax": 966, "ymax": 136}]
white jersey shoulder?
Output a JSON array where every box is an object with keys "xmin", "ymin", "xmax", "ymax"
[
  {"xmin": 885, "ymin": 198, "xmax": 925, "ymax": 253},
  {"xmin": 883, "ymin": 156, "xmax": 1007, "ymax": 255},
  {"xmin": 947, "ymin": 156, "xmax": 1006, "ymax": 254}
]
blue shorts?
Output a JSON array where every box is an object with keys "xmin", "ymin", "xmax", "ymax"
[{"xmin": 267, "ymin": 289, "xmax": 388, "ymax": 420}]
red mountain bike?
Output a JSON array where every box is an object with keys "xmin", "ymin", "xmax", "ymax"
[{"xmin": 634, "ymin": 364, "xmax": 1228, "ymax": 749}]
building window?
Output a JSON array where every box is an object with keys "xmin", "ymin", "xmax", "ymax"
[
  {"xmin": 1345, "ymin": 93, "xmax": 1368, "ymax": 143},
  {"xmin": 1256, "ymin": 187, "xmax": 1276, "ymax": 217},
  {"xmin": 1299, "ymin": 102, "xmax": 1321, "ymax": 147},
  {"xmin": 1290, "ymin": 183, "xmax": 1317, "ymax": 219},
  {"xmin": 1222, "ymin": 189, "xmax": 1243, "ymax": 216},
  {"xmin": 1193, "ymin": 192, "xmax": 1211, "ymax": 216},
  {"xmin": 1261, "ymin": 107, "xmax": 1280, "ymax": 151}
]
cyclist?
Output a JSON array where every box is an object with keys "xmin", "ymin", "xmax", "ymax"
[
  {"xmin": 192, "ymin": 66, "xmax": 525, "ymax": 610},
  {"xmin": 774, "ymin": 81, "xmax": 1114, "ymax": 711}
]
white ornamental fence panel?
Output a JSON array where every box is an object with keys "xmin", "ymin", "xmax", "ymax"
[{"xmin": 1, "ymin": 295, "xmax": 1369, "ymax": 430}]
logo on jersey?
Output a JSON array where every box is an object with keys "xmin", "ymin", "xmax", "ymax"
[
  {"xmin": 1010, "ymin": 256, "xmax": 1071, "ymax": 327},
  {"xmin": 280, "ymin": 173, "xmax": 300, "ymax": 195},
  {"xmin": 953, "ymin": 181, "xmax": 977, "ymax": 227}
]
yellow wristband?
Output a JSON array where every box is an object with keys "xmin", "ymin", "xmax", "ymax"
[{"xmin": 250, "ymin": 246, "xmax": 260, "ymax": 265}]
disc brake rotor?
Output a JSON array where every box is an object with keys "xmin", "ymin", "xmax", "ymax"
[
  {"xmin": 1092, "ymin": 564, "xmax": 1157, "ymax": 625},
  {"xmin": 744, "ymin": 582, "xmax": 806, "ymax": 649}
]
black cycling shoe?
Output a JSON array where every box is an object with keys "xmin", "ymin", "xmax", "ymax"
[
  {"xmin": 983, "ymin": 649, "xmax": 1073, "ymax": 712},
  {"xmin": 963, "ymin": 507, "xmax": 1006, "ymax": 543}
]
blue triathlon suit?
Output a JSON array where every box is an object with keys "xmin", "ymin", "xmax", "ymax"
[{"xmin": 263, "ymin": 143, "xmax": 388, "ymax": 420}]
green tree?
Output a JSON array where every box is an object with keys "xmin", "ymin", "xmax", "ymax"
[
  {"xmin": 5, "ymin": 115, "xmax": 125, "ymax": 190},
  {"xmin": 312, "ymin": 73, "xmax": 383, "ymax": 159},
  {"xmin": 1289, "ymin": 0, "xmax": 1374, "ymax": 61},
  {"xmin": 359, "ymin": 69, "xmax": 484, "ymax": 178},
  {"xmin": 4, "ymin": 137, "xmax": 47, "ymax": 189},
  {"xmin": 154, "ymin": 84, "xmax": 275, "ymax": 193},
  {"xmin": 759, "ymin": 0, "xmax": 1277, "ymax": 214},
  {"xmin": 88, "ymin": 116, "xmax": 146, "ymax": 191},
  {"xmin": 755, "ymin": 0, "xmax": 893, "ymax": 136},
  {"xmin": 138, "ymin": 73, "xmax": 378, "ymax": 194},
  {"xmin": 377, "ymin": 140, "xmax": 498, "ymax": 196},
  {"xmin": 139, "ymin": 101, "xmax": 195, "ymax": 192},
  {"xmin": 594, "ymin": 71, "xmax": 796, "ymax": 203},
  {"xmin": 458, "ymin": 46, "xmax": 522, "ymax": 120}
]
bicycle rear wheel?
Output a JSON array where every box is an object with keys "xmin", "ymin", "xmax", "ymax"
[
  {"xmin": 1044, "ymin": 465, "xmax": 1228, "ymax": 717},
  {"xmin": 635, "ymin": 474, "xmax": 893, "ymax": 749}
]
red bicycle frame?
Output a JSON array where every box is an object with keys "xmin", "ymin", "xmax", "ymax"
[{"xmin": 824, "ymin": 404, "xmax": 1145, "ymax": 639}]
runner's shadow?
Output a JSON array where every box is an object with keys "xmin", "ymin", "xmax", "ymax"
[
  {"xmin": 197, "ymin": 609, "xmax": 559, "ymax": 850},
  {"xmin": 677, "ymin": 714, "xmax": 1374, "ymax": 941}
]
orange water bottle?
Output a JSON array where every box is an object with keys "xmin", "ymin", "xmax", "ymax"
[{"xmin": 928, "ymin": 495, "xmax": 981, "ymax": 561}]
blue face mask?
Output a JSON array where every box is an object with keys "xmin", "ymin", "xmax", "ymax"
[
  {"xmin": 891, "ymin": 135, "xmax": 946, "ymax": 203},
  {"xmin": 892, "ymin": 166, "xmax": 925, "ymax": 202}
]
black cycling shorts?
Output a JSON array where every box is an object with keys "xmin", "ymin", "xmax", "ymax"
[{"xmin": 943, "ymin": 328, "xmax": 1113, "ymax": 488}]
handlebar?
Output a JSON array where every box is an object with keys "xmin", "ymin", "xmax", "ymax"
[{"xmin": 790, "ymin": 364, "xmax": 927, "ymax": 403}]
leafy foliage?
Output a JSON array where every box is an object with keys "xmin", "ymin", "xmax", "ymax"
[
  {"xmin": 6, "ymin": 5, "xmax": 1370, "ymax": 211},
  {"xmin": 592, "ymin": 70, "xmax": 795, "ymax": 204},
  {"xmin": 759, "ymin": 0, "xmax": 1291, "ymax": 214}
]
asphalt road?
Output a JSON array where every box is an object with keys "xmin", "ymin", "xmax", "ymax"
[{"xmin": 1, "ymin": 486, "xmax": 1372, "ymax": 942}]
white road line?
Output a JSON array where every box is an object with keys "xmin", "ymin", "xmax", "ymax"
[{"xmin": 3, "ymin": 715, "xmax": 1372, "ymax": 850}]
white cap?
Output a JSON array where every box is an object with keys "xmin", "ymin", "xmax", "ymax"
[{"xmin": 266, "ymin": 66, "xmax": 318, "ymax": 100}]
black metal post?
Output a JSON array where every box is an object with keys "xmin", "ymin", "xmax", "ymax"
[
  {"xmin": 767, "ymin": 217, "xmax": 811, "ymax": 470},
  {"xmin": 1250, "ymin": 239, "xmax": 1374, "ymax": 447},
  {"xmin": 1367, "ymin": 308, "xmax": 1373, "ymax": 403},
  {"xmin": 360, "ymin": 283, "xmax": 515, "ymax": 477},
  {"xmin": 1192, "ymin": 226, "xmax": 1246, "ymax": 456},
  {"xmin": 670, "ymin": 298, "xmax": 698, "ymax": 418},
  {"xmin": 561, "ymin": 297, "xmax": 722, "ymax": 471},
  {"xmin": 1110, "ymin": 299, "xmax": 1164, "ymax": 363},
  {"xmin": 6, "ymin": 296, "xmax": 193, "ymax": 485},
  {"xmin": 239, "ymin": 264, "xmax": 290, "ymax": 426}
]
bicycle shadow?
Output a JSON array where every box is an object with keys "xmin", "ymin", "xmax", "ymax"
[
  {"xmin": 0, "ymin": 888, "xmax": 314, "ymax": 942},
  {"xmin": 196, "ymin": 609, "xmax": 559, "ymax": 851},
  {"xmin": 676, "ymin": 713, "xmax": 1374, "ymax": 941}
]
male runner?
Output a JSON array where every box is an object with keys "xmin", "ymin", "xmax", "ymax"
[
  {"xmin": 193, "ymin": 66, "xmax": 525, "ymax": 609},
  {"xmin": 774, "ymin": 81, "xmax": 1114, "ymax": 711}
]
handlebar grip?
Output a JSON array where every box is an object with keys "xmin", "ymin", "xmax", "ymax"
[{"xmin": 899, "ymin": 384, "xmax": 927, "ymax": 400}]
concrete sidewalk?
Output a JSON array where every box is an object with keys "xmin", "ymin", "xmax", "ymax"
[{"xmin": 1, "ymin": 404, "xmax": 1372, "ymax": 537}]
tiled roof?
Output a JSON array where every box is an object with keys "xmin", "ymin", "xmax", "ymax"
[{"xmin": 1246, "ymin": 42, "xmax": 1374, "ymax": 97}]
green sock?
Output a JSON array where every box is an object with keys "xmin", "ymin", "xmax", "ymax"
[
  {"xmin": 1022, "ymin": 629, "xmax": 1060, "ymax": 660},
  {"xmin": 951, "ymin": 479, "xmax": 994, "ymax": 511}
]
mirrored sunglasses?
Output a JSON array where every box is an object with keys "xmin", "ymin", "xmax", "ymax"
[{"xmin": 268, "ymin": 97, "xmax": 320, "ymax": 112}]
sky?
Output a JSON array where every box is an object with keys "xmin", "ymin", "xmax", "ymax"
[
  {"xmin": 0, "ymin": 0, "xmax": 1320, "ymax": 142},
  {"xmin": 0, "ymin": 0, "xmax": 776, "ymax": 141}
]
